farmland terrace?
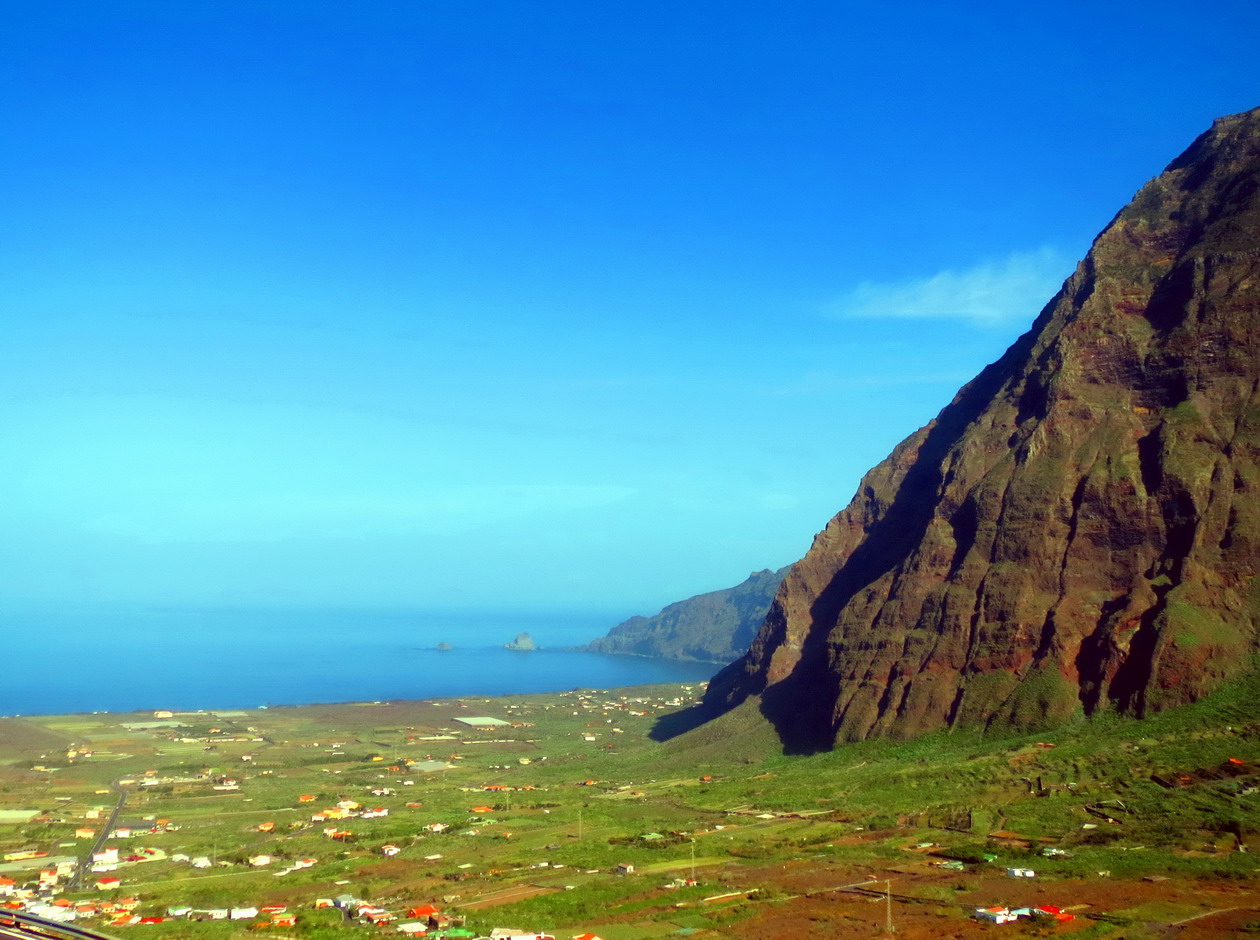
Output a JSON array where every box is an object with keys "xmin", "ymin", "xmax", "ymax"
[{"xmin": 0, "ymin": 676, "xmax": 1258, "ymax": 938}]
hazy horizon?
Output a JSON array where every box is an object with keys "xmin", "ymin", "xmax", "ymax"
[{"xmin": 0, "ymin": 605, "xmax": 718, "ymax": 715}]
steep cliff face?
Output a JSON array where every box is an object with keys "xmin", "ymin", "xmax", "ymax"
[
  {"xmin": 587, "ymin": 568, "xmax": 789, "ymax": 663},
  {"xmin": 705, "ymin": 108, "xmax": 1260, "ymax": 749}
]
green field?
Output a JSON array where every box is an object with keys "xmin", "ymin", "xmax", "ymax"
[{"xmin": 1, "ymin": 674, "xmax": 1258, "ymax": 938}]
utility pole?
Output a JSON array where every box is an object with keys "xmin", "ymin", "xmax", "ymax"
[
  {"xmin": 577, "ymin": 806, "xmax": 583, "ymax": 841},
  {"xmin": 884, "ymin": 879, "xmax": 895, "ymax": 935},
  {"xmin": 690, "ymin": 838, "xmax": 696, "ymax": 881}
]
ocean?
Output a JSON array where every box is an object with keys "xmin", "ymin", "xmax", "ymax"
[{"xmin": 1, "ymin": 607, "xmax": 720, "ymax": 717}]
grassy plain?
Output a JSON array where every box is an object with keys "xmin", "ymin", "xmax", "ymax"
[{"xmin": 0, "ymin": 673, "xmax": 1258, "ymax": 939}]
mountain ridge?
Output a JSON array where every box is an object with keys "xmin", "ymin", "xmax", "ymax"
[
  {"xmin": 585, "ymin": 567, "xmax": 789, "ymax": 663},
  {"xmin": 701, "ymin": 107, "xmax": 1260, "ymax": 750}
]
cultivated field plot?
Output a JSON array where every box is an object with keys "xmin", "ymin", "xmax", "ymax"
[{"xmin": 1, "ymin": 676, "xmax": 1258, "ymax": 938}]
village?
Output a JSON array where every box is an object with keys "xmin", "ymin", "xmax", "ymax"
[{"xmin": 1, "ymin": 681, "xmax": 1258, "ymax": 938}]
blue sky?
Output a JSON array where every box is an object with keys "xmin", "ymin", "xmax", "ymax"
[{"xmin": 2, "ymin": 1, "xmax": 1257, "ymax": 619}]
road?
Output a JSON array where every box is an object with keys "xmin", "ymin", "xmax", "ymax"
[
  {"xmin": 69, "ymin": 780, "xmax": 127, "ymax": 891},
  {"xmin": 0, "ymin": 910, "xmax": 118, "ymax": 940}
]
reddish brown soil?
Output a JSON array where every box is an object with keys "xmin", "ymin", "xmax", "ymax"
[
  {"xmin": 459, "ymin": 884, "xmax": 558, "ymax": 909},
  {"xmin": 712, "ymin": 858, "xmax": 1260, "ymax": 939},
  {"xmin": 1175, "ymin": 907, "xmax": 1260, "ymax": 937}
]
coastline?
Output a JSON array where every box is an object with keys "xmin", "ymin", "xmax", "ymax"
[
  {"xmin": 0, "ymin": 675, "xmax": 711, "ymax": 722},
  {"xmin": 570, "ymin": 644, "xmax": 732, "ymax": 667},
  {"xmin": 0, "ymin": 644, "xmax": 718, "ymax": 719}
]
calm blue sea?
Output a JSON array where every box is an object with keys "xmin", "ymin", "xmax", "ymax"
[{"xmin": 1, "ymin": 607, "xmax": 719, "ymax": 716}]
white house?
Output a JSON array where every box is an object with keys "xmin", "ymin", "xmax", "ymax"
[{"xmin": 974, "ymin": 907, "xmax": 1018, "ymax": 924}]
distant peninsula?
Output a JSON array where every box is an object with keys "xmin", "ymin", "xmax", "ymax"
[
  {"xmin": 504, "ymin": 632, "xmax": 537, "ymax": 651},
  {"xmin": 435, "ymin": 641, "xmax": 452, "ymax": 651},
  {"xmin": 585, "ymin": 567, "xmax": 789, "ymax": 663}
]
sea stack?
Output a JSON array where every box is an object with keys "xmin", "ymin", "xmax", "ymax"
[
  {"xmin": 505, "ymin": 633, "xmax": 538, "ymax": 651},
  {"xmin": 704, "ymin": 107, "xmax": 1260, "ymax": 750}
]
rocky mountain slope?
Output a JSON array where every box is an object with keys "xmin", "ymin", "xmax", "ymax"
[
  {"xmin": 587, "ymin": 568, "xmax": 789, "ymax": 663},
  {"xmin": 703, "ymin": 107, "xmax": 1260, "ymax": 750}
]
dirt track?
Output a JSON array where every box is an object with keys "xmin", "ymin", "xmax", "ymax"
[
  {"xmin": 690, "ymin": 857, "xmax": 1260, "ymax": 939},
  {"xmin": 458, "ymin": 883, "xmax": 559, "ymax": 910}
]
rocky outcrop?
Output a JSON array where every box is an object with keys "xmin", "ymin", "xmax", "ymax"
[
  {"xmin": 587, "ymin": 568, "xmax": 790, "ymax": 663},
  {"xmin": 504, "ymin": 633, "xmax": 537, "ymax": 651},
  {"xmin": 704, "ymin": 107, "xmax": 1260, "ymax": 750}
]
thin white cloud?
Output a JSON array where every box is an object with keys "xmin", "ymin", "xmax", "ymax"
[
  {"xmin": 757, "ymin": 493, "xmax": 800, "ymax": 511},
  {"xmin": 83, "ymin": 485, "xmax": 638, "ymax": 543},
  {"xmin": 831, "ymin": 248, "xmax": 1069, "ymax": 327}
]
